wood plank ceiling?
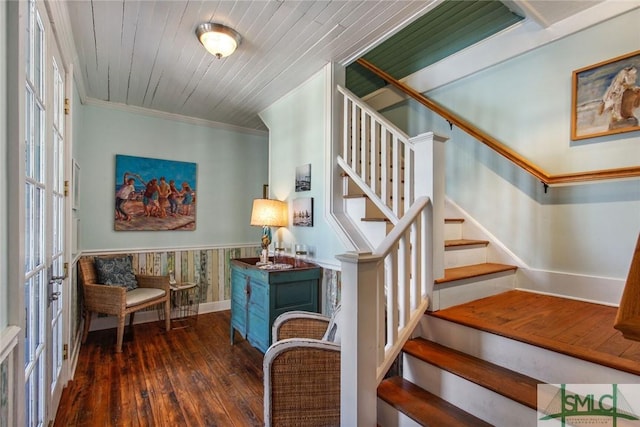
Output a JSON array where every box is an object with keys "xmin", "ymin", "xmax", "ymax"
[
  {"xmin": 65, "ymin": 0, "xmax": 435, "ymax": 132},
  {"xmin": 63, "ymin": 0, "xmax": 605, "ymax": 132}
]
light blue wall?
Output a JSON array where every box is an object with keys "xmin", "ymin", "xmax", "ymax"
[
  {"xmin": 260, "ymin": 67, "xmax": 347, "ymax": 267},
  {"xmin": 1, "ymin": 0, "xmax": 7, "ymax": 328},
  {"xmin": 382, "ymin": 10, "xmax": 640, "ymax": 279},
  {"xmin": 77, "ymin": 104, "xmax": 269, "ymax": 251}
]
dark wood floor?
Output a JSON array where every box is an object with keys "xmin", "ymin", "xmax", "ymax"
[
  {"xmin": 55, "ymin": 290, "xmax": 640, "ymax": 426},
  {"xmin": 430, "ymin": 289, "xmax": 640, "ymax": 376},
  {"xmin": 54, "ymin": 311, "xmax": 264, "ymax": 427}
]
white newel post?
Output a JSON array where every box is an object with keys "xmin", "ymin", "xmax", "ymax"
[
  {"xmin": 410, "ymin": 132, "xmax": 448, "ymax": 290},
  {"xmin": 336, "ymin": 251, "xmax": 380, "ymax": 427}
]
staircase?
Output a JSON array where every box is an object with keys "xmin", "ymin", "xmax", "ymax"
[
  {"xmin": 377, "ymin": 290, "xmax": 640, "ymax": 426},
  {"xmin": 334, "ymin": 84, "xmax": 640, "ymax": 426},
  {"xmin": 344, "ymin": 186, "xmax": 519, "ymax": 311}
]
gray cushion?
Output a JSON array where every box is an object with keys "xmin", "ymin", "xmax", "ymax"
[
  {"xmin": 125, "ymin": 288, "xmax": 165, "ymax": 307},
  {"xmin": 94, "ymin": 256, "xmax": 138, "ymax": 291}
]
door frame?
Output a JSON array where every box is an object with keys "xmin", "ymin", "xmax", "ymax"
[{"xmin": 5, "ymin": 0, "xmax": 74, "ymax": 424}]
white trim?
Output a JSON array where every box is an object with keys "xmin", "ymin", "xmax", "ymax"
[
  {"xmin": 84, "ymin": 97, "xmax": 268, "ymax": 137},
  {"xmin": 81, "ymin": 243, "xmax": 259, "ymax": 256},
  {"xmin": 339, "ymin": 0, "xmax": 443, "ymax": 66},
  {"xmin": 87, "ymin": 300, "xmax": 230, "ymax": 332},
  {"xmin": 446, "ymin": 197, "xmax": 626, "ymax": 306},
  {"xmin": 0, "ymin": 326, "xmax": 20, "ymax": 363}
]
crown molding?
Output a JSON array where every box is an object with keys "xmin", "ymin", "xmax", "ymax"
[{"xmin": 83, "ymin": 97, "xmax": 268, "ymax": 137}]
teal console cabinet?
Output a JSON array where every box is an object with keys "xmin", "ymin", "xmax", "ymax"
[{"xmin": 230, "ymin": 257, "xmax": 321, "ymax": 353}]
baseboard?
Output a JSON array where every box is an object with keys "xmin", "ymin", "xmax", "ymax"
[
  {"xmin": 88, "ymin": 300, "xmax": 231, "ymax": 332},
  {"xmin": 444, "ymin": 197, "xmax": 624, "ymax": 306},
  {"xmin": 517, "ymin": 269, "xmax": 623, "ymax": 307}
]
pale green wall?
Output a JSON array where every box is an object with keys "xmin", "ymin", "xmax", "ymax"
[
  {"xmin": 77, "ymin": 104, "xmax": 269, "ymax": 251},
  {"xmin": 0, "ymin": 0, "xmax": 7, "ymax": 328},
  {"xmin": 260, "ymin": 67, "xmax": 347, "ymax": 267},
  {"xmin": 382, "ymin": 9, "xmax": 640, "ymax": 279}
]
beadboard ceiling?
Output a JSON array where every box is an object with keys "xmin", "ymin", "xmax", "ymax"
[{"xmin": 60, "ymin": 0, "xmax": 605, "ymax": 133}]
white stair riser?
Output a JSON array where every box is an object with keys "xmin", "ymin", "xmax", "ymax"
[
  {"xmin": 377, "ymin": 400, "xmax": 423, "ymax": 427},
  {"xmin": 444, "ymin": 222, "xmax": 462, "ymax": 240},
  {"xmin": 403, "ymin": 353, "xmax": 535, "ymax": 426},
  {"xmin": 345, "ymin": 198, "xmax": 388, "ymax": 247},
  {"xmin": 444, "ymin": 245, "xmax": 487, "ymax": 268},
  {"xmin": 432, "ymin": 272, "xmax": 515, "ymax": 310},
  {"xmin": 345, "ymin": 197, "xmax": 366, "ymax": 221},
  {"xmin": 418, "ymin": 315, "xmax": 640, "ymax": 384}
]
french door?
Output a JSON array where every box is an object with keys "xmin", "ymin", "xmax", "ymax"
[{"xmin": 23, "ymin": 0, "xmax": 68, "ymax": 425}]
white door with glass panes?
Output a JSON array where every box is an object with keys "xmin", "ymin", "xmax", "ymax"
[{"xmin": 23, "ymin": 0, "xmax": 70, "ymax": 425}]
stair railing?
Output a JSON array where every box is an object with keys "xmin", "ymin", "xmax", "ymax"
[
  {"xmin": 337, "ymin": 85, "xmax": 412, "ymax": 221},
  {"xmin": 337, "ymin": 197, "xmax": 433, "ymax": 426},
  {"xmin": 356, "ymin": 58, "xmax": 640, "ymax": 187},
  {"xmin": 336, "ymin": 85, "xmax": 446, "ymax": 426}
]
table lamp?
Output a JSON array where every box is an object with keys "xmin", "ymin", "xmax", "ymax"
[{"xmin": 250, "ymin": 199, "xmax": 287, "ymax": 263}]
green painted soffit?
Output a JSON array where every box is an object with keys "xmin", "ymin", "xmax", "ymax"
[{"xmin": 346, "ymin": 0, "xmax": 523, "ymax": 98}]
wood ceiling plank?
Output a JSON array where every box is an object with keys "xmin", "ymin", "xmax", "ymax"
[
  {"xmin": 125, "ymin": 1, "xmax": 177, "ymax": 107},
  {"xmin": 66, "ymin": 1, "xmax": 99, "ymax": 98},
  {"xmin": 180, "ymin": 1, "xmax": 312, "ymax": 118}
]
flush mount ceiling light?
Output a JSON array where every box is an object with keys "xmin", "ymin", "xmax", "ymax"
[{"xmin": 196, "ymin": 22, "xmax": 241, "ymax": 59}]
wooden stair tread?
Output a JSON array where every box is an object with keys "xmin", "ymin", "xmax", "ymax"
[
  {"xmin": 361, "ymin": 217, "xmax": 390, "ymax": 222},
  {"xmin": 428, "ymin": 290, "xmax": 640, "ymax": 377},
  {"xmin": 445, "ymin": 238, "xmax": 489, "ymax": 248},
  {"xmin": 403, "ymin": 338, "xmax": 541, "ymax": 409},
  {"xmin": 343, "ymin": 193, "xmax": 367, "ymax": 199},
  {"xmin": 445, "ymin": 218, "xmax": 465, "ymax": 223},
  {"xmin": 435, "ymin": 263, "xmax": 517, "ymax": 284},
  {"xmin": 378, "ymin": 376, "xmax": 492, "ymax": 427}
]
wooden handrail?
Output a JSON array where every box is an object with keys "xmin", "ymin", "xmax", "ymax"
[{"xmin": 356, "ymin": 58, "xmax": 640, "ymax": 187}]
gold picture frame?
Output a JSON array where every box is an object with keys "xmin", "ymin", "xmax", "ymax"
[{"xmin": 571, "ymin": 50, "xmax": 640, "ymax": 141}]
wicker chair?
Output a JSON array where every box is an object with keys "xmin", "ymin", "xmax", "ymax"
[
  {"xmin": 78, "ymin": 256, "xmax": 171, "ymax": 353},
  {"xmin": 263, "ymin": 311, "xmax": 341, "ymax": 427}
]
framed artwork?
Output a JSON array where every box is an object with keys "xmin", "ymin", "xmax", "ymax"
[
  {"xmin": 114, "ymin": 154, "xmax": 197, "ymax": 231},
  {"xmin": 571, "ymin": 50, "xmax": 640, "ymax": 140},
  {"xmin": 295, "ymin": 163, "xmax": 311, "ymax": 192},
  {"xmin": 292, "ymin": 197, "xmax": 313, "ymax": 227}
]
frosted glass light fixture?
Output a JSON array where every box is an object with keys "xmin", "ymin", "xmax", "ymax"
[{"xmin": 196, "ymin": 23, "xmax": 241, "ymax": 59}]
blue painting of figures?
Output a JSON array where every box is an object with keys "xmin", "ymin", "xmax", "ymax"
[{"xmin": 115, "ymin": 154, "xmax": 197, "ymax": 231}]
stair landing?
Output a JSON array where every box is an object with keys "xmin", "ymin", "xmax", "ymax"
[{"xmin": 428, "ymin": 290, "xmax": 640, "ymax": 376}]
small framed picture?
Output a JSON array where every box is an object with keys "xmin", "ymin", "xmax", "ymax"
[
  {"xmin": 292, "ymin": 197, "xmax": 313, "ymax": 227},
  {"xmin": 571, "ymin": 50, "xmax": 640, "ymax": 140},
  {"xmin": 295, "ymin": 163, "xmax": 311, "ymax": 192}
]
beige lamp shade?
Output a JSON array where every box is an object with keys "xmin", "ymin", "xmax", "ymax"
[{"xmin": 250, "ymin": 199, "xmax": 287, "ymax": 228}]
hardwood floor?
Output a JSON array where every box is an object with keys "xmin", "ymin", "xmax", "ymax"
[{"xmin": 54, "ymin": 311, "xmax": 265, "ymax": 427}]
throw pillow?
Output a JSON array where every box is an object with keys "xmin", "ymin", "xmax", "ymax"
[
  {"xmin": 322, "ymin": 304, "xmax": 342, "ymax": 344},
  {"xmin": 94, "ymin": 256, "xmax": 138, "ymax": 291}
]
